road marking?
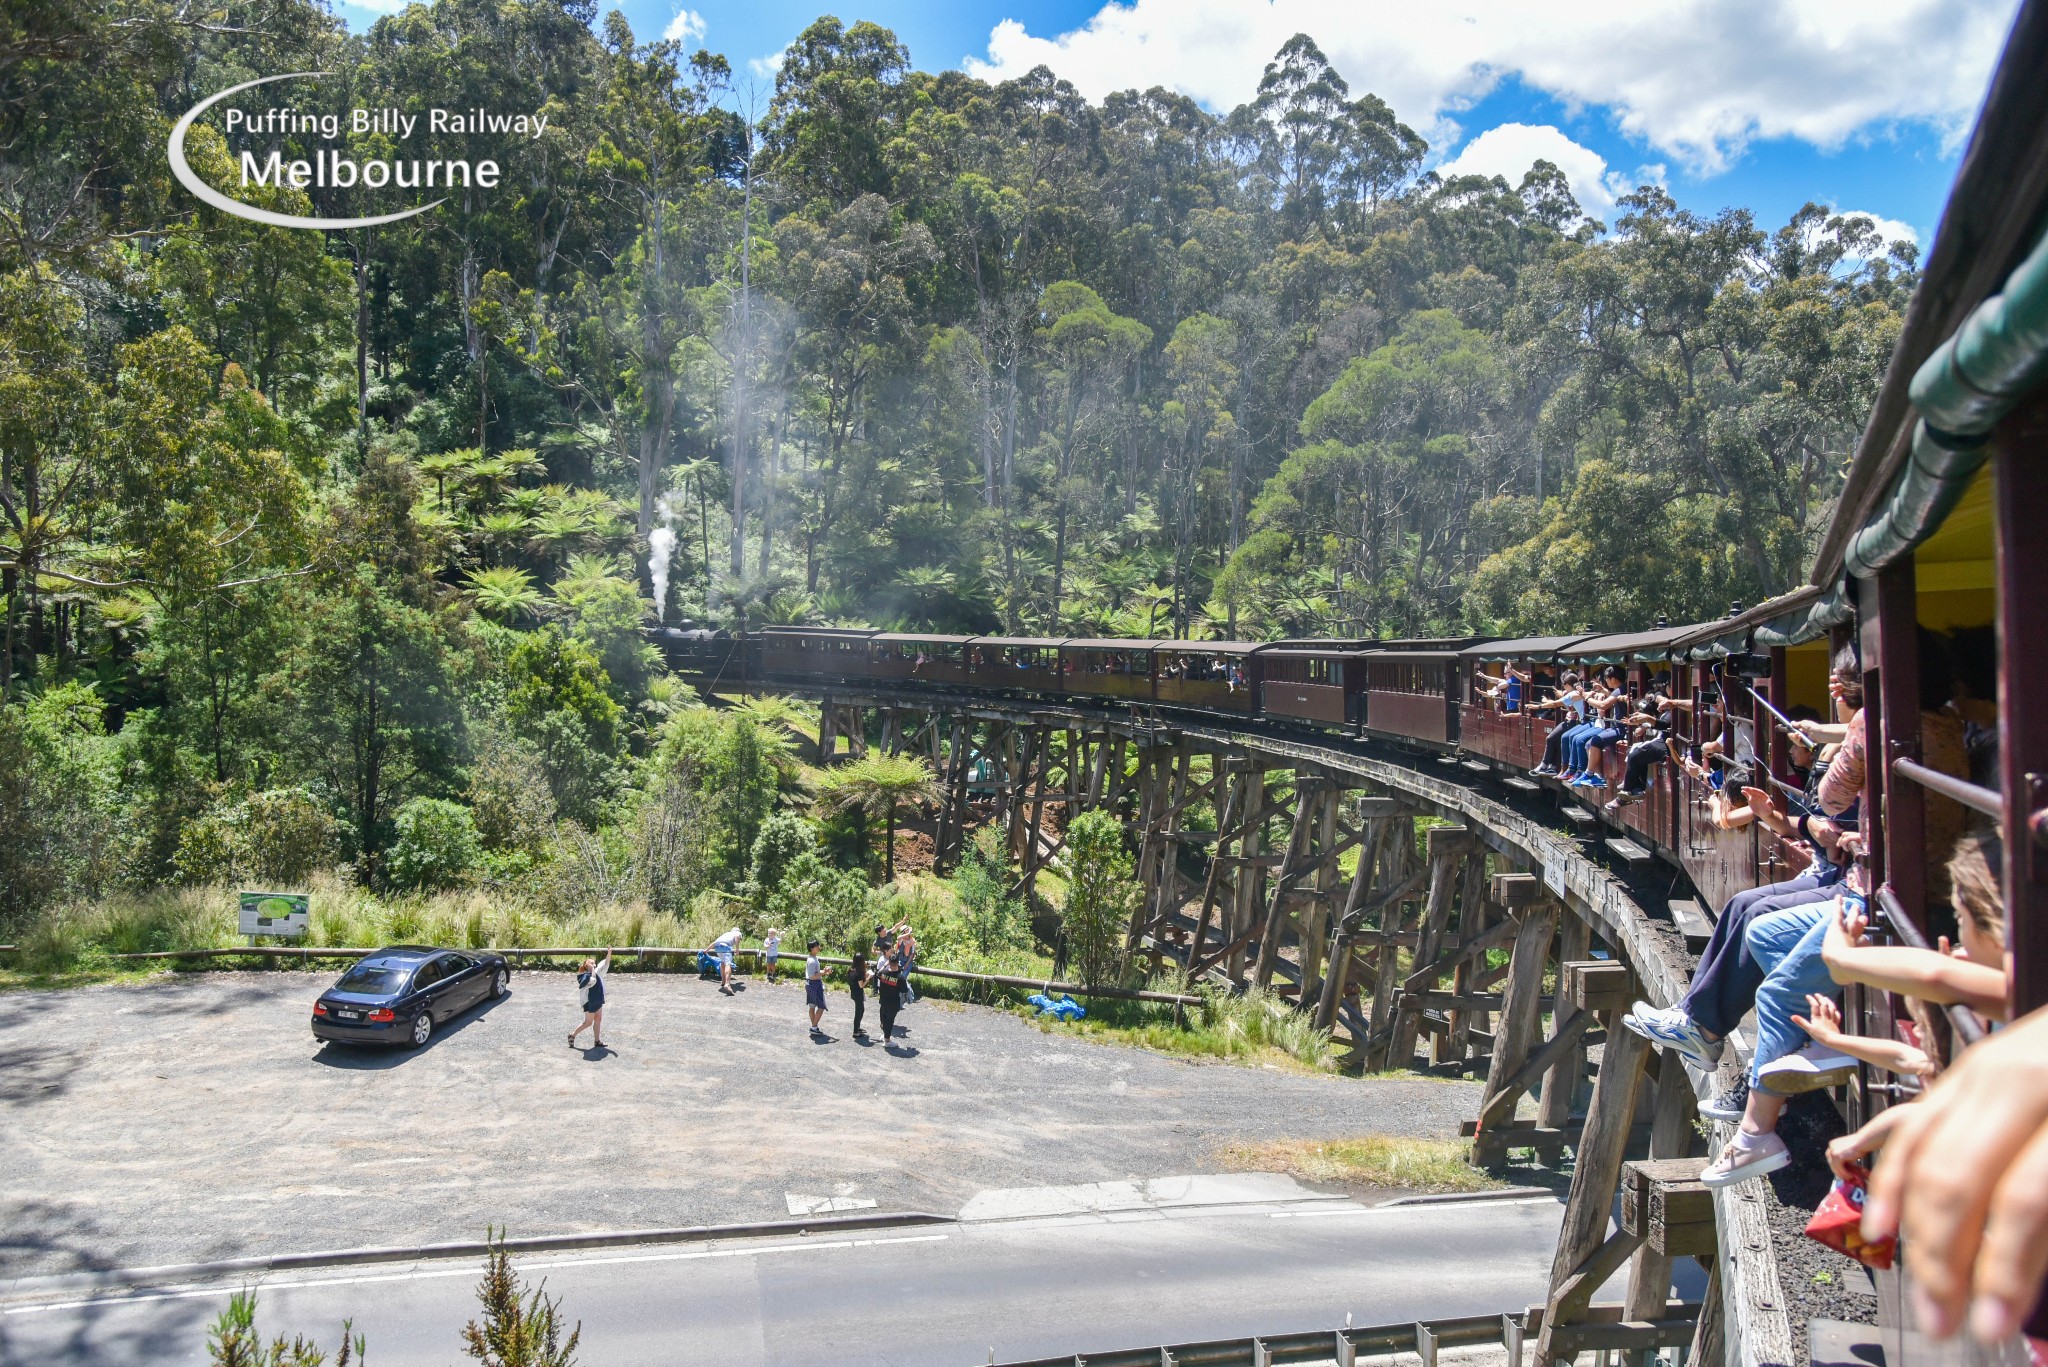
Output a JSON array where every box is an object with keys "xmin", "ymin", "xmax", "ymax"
[
  {"xmin": 1270, "ymin": 1194, "xmax": 1554, "ymax": 1219},
  {"xmin": 0, "ymin": 1234, "xmax": 952, "ymax": 1317}
]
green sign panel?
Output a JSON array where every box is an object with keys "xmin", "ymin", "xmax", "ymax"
[{"xmin": 239, "ymin": 891, "xmax": 310, "ymax": 939}]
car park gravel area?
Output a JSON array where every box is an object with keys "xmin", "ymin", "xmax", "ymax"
[{"xmin": 0, "ymin": 969, "xmax": 1482, "ymax": 1281}]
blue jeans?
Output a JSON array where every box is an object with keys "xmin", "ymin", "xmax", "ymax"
[
  {"xmin": 1565, "ymin": 724, "xmax": 1619, "ymax": 771},
  {"xmin": 1583, "ymin": 725, "xmax": 1624, "ymax": 763},
  {"xmin": 1745, "ymin": 902, "xmax": 1838, "ymax": 1091},
  {"xmin": 1681, "ymin": 874, "xmax": 1828, "ymax": 1038},
  {"xmin": 1558, "ymin": 723, "xmax": 1600, "ymax": 769}
]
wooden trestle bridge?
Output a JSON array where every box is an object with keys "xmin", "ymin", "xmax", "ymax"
[{"xmin": 739, "ymin": 683, "xmax": 1778, "ymax": 1367}]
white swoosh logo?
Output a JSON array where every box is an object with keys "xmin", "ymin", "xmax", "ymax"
[{"xmin": 168, "ymin": 72, "xmax": 445, "ymax": 230}]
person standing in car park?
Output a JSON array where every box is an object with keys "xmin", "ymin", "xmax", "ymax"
[
  {"xmin": 877, "ymin": 939, "xmax": 907, "ymax": 1043},
  {"xmin": 847, "ymin": 945, "xmax": 871, "ymax": 1042},
  {"xmin": 712, "ymin": 926, "xmax": 742, "ymax": 994},
  {"xmin": 570, "ymin": 949, "xmax": 610, "ymax": 1049},
  {"xmin": 762, "ymin": 927, "xmax": 784, "ymax": 984},
  {"xmin": 804, "ymin": 939, "xmax": 829, "ymax": 1038}
]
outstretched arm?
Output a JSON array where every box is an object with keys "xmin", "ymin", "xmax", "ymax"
[
  {"xmin": 1793, "ymin": 995, "xmax": 1934, "ymax": 1077},
  {"xmin": 1821, "ymin": 905, "xmax": 2008, "ymax": 1017}
]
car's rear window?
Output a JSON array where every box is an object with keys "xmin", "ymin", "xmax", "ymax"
[{"xmin": 335, "ymin": 964, "xmax": 410, "ymax": 994}]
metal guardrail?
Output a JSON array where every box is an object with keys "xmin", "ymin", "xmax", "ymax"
[
  {"xmin": 0, "ymin": 942, "xmax": 1203, "ymax": 1007},
  {"xmin": 1888, "ymin": 755, "xmax": 2002, "ymax": 819},
  {"xmin": 991, "ymin": 1310, "xmax": 1519, "ymax": 1367},
  {"xmin": 985, "ymin": 1304, "xmax": 1699, "ymax": 1367},
  {"xmin": 1876, "ymin": 886, "xmax": 1989, "ymax": 1046}
]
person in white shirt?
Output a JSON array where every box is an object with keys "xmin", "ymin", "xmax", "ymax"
[
  {"xmin": 762, "ymin": 927, "xmax": 784, "ymax": 984},
  {"xmin": 712, "ymin": 927, "xmax": 742, "ymax": 994},
  {"xmin": 569, "ymin": 949, "xmax": 610, "ymax": 1049},
  {"xmin": 804, "ymin": 940, "xmax": 828, "ymax": 1037}
]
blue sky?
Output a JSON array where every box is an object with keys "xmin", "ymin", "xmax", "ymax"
[{"xmin": 335, "ymin": 0, "xmax": 2018, "ymax": 249}]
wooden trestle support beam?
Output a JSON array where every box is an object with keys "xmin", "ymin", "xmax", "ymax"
[{"xmin": 802, "ymin": 696, "xmax": 1718, "ymax": 1365}]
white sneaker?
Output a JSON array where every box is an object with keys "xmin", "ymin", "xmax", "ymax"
[
  {"xmin": 1620, "ymin": 1001, "xmax": 1724, "ymax": 1071},
  {"xmin": 1758, "ymin": 1043, "xmax": 1858, "ymax": 1094},
  {"xmin": 1700, "ymin": 1132, "xmax": 1789, "ymax": 1188}
]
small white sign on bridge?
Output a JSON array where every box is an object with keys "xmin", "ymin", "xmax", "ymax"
[{"xmin": 1543, "ymin": 852, "xmax": 1568, "ymax": 898}]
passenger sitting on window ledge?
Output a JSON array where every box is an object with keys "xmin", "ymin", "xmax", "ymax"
[
  {"xmin": 1604, "ymin": 688, "xmax": 1691, "ymax": 810},
  {"xmin": 1565, "ymin": 668, "xmax": 1632, "ymax": 789},
  {"xmin": 1527, "ymin": 672, "xmax": 1589, "ymax": 776}
]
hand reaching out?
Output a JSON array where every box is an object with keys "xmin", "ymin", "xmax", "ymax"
[
  {"xmin": 1793, "ymin": 993, "xmax": 1846, "ymax": 1047},
  {"xmin": 1863, "ymin": 1005, "xmax": 2048, "ymax": 1342}
]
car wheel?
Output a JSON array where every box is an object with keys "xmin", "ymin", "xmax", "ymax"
[
  {"xmin": 490, "ymin": 968, "xmax": 509, "ymax": 999},
  {"xmin": 408, "ymin": 1010, "xmax": 433, "ymax": 1048}
]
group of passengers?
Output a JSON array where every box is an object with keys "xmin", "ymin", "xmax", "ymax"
[
  {"xmin": 1159, "ymin": 655, "xmax": 1247, "ymax": 691},
  {"xmin": 1608, "ymin": 631, "xmax": 2047, "ymax": 1348},
  {"xmin": 1477, "ymin": 630, "xmax": 2045, "ymax": 1346},
  {"xmin": 1479, "ymin": 663, "xmax": 1690, "ymax": 807}
]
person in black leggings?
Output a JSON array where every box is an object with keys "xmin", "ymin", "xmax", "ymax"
[
  {"xmin": 848, "ymin": 948, "xmax": 870, "ymax": 1041},
  {"xmin": 877, "ymin": 945, "xmax": 906, "ymax": 1042}
]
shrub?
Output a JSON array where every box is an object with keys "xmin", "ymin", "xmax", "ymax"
[
  {"xmin": 462, "ymin": 1233, "xmax": 580, "ymax": 1366},
  {"xmin": 173, "ymin": 808, "xmax": 245, "ymax": 885},
  {"xmin": 172, "ymin": 788, "xmax": 340, "ymax": 887},
  {"xmin": 953, "ymin": 827, "xmax": 1025, "ymax": 954},
  {"xmin": 744, "ymin": 812, "xmax": 816, "ymax": 907},
  {"xmin": 468, "ymin": 726, "xmax": 556, "ymax": 854},
  {"xmin": 386, "ymin": 798, "xmax": 480, "ymax": 891},
  {"xmin": 241, "ymin": 789, "xmax": 342, "ymax": 883},
  {"xmin": 1060, "ymin": 810, "xmax": 1135, "ymax": 986},
  {"xmin": 763, "ymin": 848, "xmax": 875, "ymax": 951},
  {"xmin": 631, "ymin": 772, "xmax": 708, "ymax": 915},
  {"xmin": 0, "ymin": 688, "xmax": 121, "ymax": 926},
  {"xmin": 206, "ymin": 1289, "xmax": 363, "ymax": 1367}
]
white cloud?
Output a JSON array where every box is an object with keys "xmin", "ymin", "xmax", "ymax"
[
  {"xmin": 1438, "ymin": 123, "xmax": 1626, "ymax": 222},
  {"xmin": 1832, "ymin": 208, "xmax": 1920, "ymax": 247},
  {"xmin": 749, "ymin": 46, "xmax": 792, "ymax": 80},
  {"xmin": 662, "ymin": 7, "xmax": 706, "ymax": 45},
  {"xmin": 965, "ymin": 0, "xmax": 2016, "ymax": 175},
  {"xmin": 338, "ymin": 0, "xmax": 411, "ymax": 15}
]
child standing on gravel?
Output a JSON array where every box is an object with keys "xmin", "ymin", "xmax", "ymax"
[
  {"xmin": 804, "ymin": 939, "xmax": 829, "ymax": 1038},
  {"xmin": 762, "ymin": 928, "xmax": 784, "ymax": 984}
]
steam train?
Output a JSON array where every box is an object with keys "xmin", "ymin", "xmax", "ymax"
[
  {"xmin": 648, "ymin": 0, "xmax": 2048, "ymax": 1040},
  {"xmin": 650, "ymin": 607, "xmax": 1836, "ymax": 917}
]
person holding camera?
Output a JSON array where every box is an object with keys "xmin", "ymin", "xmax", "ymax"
[{"xmin": 569, "ymin": 949, "xmax": 610, "ymax": 1050}]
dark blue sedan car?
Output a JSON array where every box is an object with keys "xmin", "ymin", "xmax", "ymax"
[{"xmin": 311, "ymin": 946, "xmax": 511, "ymax": 1048}]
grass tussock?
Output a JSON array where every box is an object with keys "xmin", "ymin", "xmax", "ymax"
[
  {"xmin": 1026, "ymin": 981, "xmax": 1338, "ymax": 1073},
  {"xmin": 1223, "ymin": 1134, "xmax": 1504, "ymax": 1193}
]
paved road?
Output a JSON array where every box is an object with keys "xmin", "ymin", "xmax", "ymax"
[
  {"xmin": 0, "ymin": 971, "xmax": 1482, "ymax": 1281},
  {"xmin": 0, "ymin": 1195, "xmax": 1582, "ymax": 1366}
]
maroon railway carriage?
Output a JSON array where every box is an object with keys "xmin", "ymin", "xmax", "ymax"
[
  {"xmin": 1542, "ymin": 624, "xmax": 1700, "ymax": 860},
  {"xmin": 867, "ymin": 633, "xmax": 973, "ymax": 686},
  {"xmin": 1360, "ymin": 651, "xmax": 1461, "ymax": 748},
  {"xmin": 755, "ymin": 626, "xmax": 879, "ymax": 683},
  {"xmin": 1153, "ymin": 640, "xmax": 1260, "ymax": 714},
  {"xmin": 1458, "ymin": 635, "xmax": 1592, "ymax": 771},
  {"xmin": 966, "ymin": 637, "xmax": 1064, "ymax": 694},
  {"xmin": 1059, "ymin": 639, "xmax": 1161, "ymax": 701},
  {"xmin": 1257, "ymin": 645, "xmax": 1375, "ymax": 727}
]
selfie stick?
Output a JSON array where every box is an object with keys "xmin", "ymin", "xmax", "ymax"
[{"xmin": 1745, "ymin": 678, "xmax": 1797, "ymax": 732}]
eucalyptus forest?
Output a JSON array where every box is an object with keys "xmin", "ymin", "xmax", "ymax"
[{"xmin": 0, "ymin": 0, "xmax": 1916, "ymax": 951}]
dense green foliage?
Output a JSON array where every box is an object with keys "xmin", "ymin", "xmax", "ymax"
[{"xmin": 0, "ymin": 0, "xmax": 1911, "ymax": 930}]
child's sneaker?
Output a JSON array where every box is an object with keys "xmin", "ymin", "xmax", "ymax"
[{"xmin": 1700, "ymin": 1131, "xmax": 1788, "ymax": 1188}]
